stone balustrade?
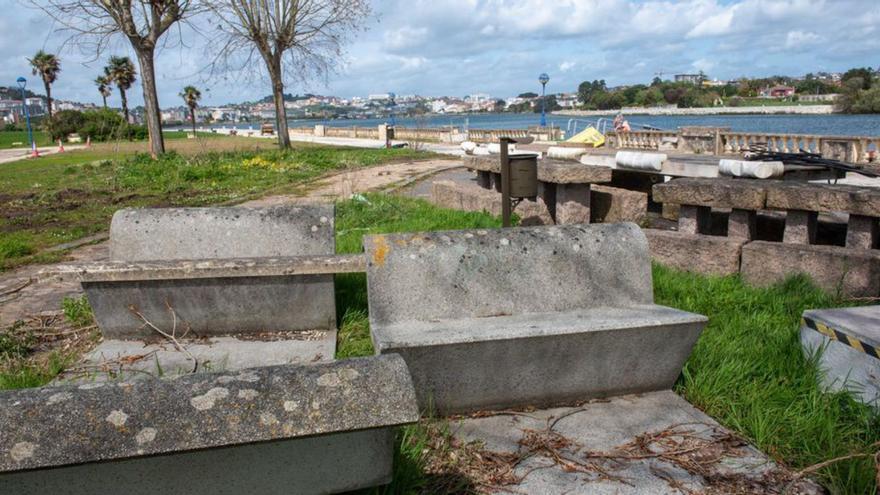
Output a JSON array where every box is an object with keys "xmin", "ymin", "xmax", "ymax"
[{"xmin": 610, "ymin": 129, "xmax": 880, "ymax": 165}]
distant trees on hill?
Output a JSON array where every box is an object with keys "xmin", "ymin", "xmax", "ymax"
[{"xmin": 837, "ymin": 67, "xmax": 879, "ymax": 114}]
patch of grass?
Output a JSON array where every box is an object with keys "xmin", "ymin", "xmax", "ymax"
[
  {"xmin": 0, "ymin": 142, "xmax": 432, "ymax": 270},
  {"xmin": 0, "ymin": 352, "xmax": 72, "ymax": 389},
  {"xmin": 656, "ymin": 266, "xmax": 880, "ymax": 494},
  {"xmin": 62, "ymin": 296, "xmax": 94, "ymax": 328},
  {"xmin": 0, "ymin": 130, "xmax": 52, "ymax": 149},
  {"xmin": 0, "ymin": 234, "xmax": 34, "ymax": 260}
]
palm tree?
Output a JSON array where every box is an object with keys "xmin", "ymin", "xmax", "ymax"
[
  {"xmin": 28, "ymin": 51, "xmax": 60, "ymax": 120},
  {"xmin": 105, "ymin": 56, "xmax": 137, "ymax": 123},
  {"xmin": 179, "ymin": 86, "xmax": 202, "ymax": 136},
  {"xmin": 95, "ymin": 75, "xmax": 112, "ymax": 108}
]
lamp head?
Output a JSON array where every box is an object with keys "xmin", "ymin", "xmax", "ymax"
[
  {"xmin": 16, "ymin": 77, "xmax": 26, "ymax": 90},
  {"xmin": 538, "ymin": 73, "xmax": 550, "ymax": 85}
]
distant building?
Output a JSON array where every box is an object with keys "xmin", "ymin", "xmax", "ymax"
[
  {"xmin": 674, "ymin": 74, "xmax": 702, "ymax": 84},
  {"xmin": 368, "ymin": 93, "xmax": 393, "ymax": 101},
  {"xmin": 760, "ymin": 85, "xmax": 796, "ymax": 98}
]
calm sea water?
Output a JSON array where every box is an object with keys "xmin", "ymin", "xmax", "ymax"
[{"xmin": 220, "ymin": 113, "xmax": 880, "ymax": 137}]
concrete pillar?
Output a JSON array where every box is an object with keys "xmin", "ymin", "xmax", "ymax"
[
  {"xmin": 678, "ymin": 205, "xmax": 711, "ymax": 235},
  {"xmin": 539, "ymin": 182, "xmax": 557, "ymax": 223},
  {"xmin": 378, "ymin": 124, "xmax": 389, "ymax": 143},
  {"xmin": 314, "ymin": 124, "xmax": 326, "ymax": 137},
  {"xmin": 491, "ymin": 173, "xmax": 502, "ymax": 193},
  {"xmin": 846, "ymin": 215, "xmax": 879, "ymax": 249},
  {"xmin": 783, "ymin": 210, "xmax": 817, "ymax": 245},
  {"xmin": 555, "ymin": 183, "xmax": 591, "ymax": 224},
  {"xmin": 476, "ymin": 170, "xmax": 491, "ymax": 189},
  {"xmin": 728, "ymin": 209, "xmax": 757, "ymax": 241}
]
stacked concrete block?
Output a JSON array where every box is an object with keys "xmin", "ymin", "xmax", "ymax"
[
  {"xmin": 462, "ymin": 155, "xmax": 612, "ymax": 225},
  {"xmin": 363, "ymin": 223, "xmax": 707, "ymax": 414},
  {"xmin": 0, "ymin": 355, "xmax": 419, "ymax": 494},
  {"xmin": 652, "ymin": 178, "xmax": 880, "ymax": 296}
]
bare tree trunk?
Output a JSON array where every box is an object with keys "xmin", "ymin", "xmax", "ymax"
[
  {"xmin": 119, "ymin": 88, "xmax": 129, "ymax": 123},
  {"xmin": 269, "ymin": 57, "xmax": 291, "ymax": 149},
  {"xmin": 102, "ymin": 95, "xmax": 107, "ymax": 108},
  {"xmin": 43, "ymin": 81, "xmax": 53, "ymax": 120},
  {"xmin": 190, "ymin": 107, "xmax": 197, "ymax": 135},
  {"xmin": 135, "ymin": 47, "xmax": 165, "ymax": 157}
]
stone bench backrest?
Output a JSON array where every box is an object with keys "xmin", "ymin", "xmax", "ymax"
[
  {"xmin": 109, "ymin": 205, "xmax": 335, "ymax": 262},
  {"xmin": 363, "ymin": 223, "xmax": 653, "ymax": 326},
  {"xmin": 0, "ymin": 355, "xmax": 418, "ymax": 473}
]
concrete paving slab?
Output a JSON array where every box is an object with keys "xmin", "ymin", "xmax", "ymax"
[
  {"xmin": 450, "ymin": 391, "xmax": 820, "ymax": 494},
  {"xmin": 55, "ymin": 331, "xmax": 336, "ymax": 384}
]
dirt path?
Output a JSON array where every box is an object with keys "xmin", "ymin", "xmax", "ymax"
[{"xmin": 0, "ymin": 159, "xmax": 459, "ymax": 327}]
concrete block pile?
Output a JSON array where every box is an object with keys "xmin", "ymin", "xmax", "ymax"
[{"xmin": 652, "ymin": 178, "xmax": 880, "ymax": 296}]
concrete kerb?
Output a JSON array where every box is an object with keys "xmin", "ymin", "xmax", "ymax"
[{"xmin": 0, "ymin": 355, "xmax": 419, "ymax": 495}]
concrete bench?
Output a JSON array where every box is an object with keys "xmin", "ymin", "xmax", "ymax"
[
  {"xmin": 364, "ymin": 223, "xmax": 707, "ymax": 414},
  {"xmin": 800, "ymin": 306, "xmax": 880, "ymax": 407},
  {"xmin": 0, "ymin": 355, "xmax": 418, "ymax": 495},
  {"xmin": 66, "ymin": 205, "xmax": 340, "ymax": 380},
  {"xmin": 89, "ymin": 205, "xmax": 337, "ymax": 337}
]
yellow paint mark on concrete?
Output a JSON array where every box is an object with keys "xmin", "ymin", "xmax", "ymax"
[{"xmin": 373, "ymin": 236, "xmax": 390, "ymax": 266}]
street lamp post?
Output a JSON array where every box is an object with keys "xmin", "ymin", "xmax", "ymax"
[
  {"xmin": 16, "ymin": 77, "xmax": 39, "ymax": 158},
  {"xmin": 538, "ymin": 73, "xmax": 550, "ymax": 127}
]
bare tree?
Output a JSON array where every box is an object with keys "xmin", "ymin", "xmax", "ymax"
[
  {"xmin": 33, "ymin": 0, "xmax": 203, "ymax": 157},
  {"xmin": 209, "ymin": 0, "xmax": 371, "ymax": 149}
]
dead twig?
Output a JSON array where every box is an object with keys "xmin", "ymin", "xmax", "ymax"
[
  {"xmin": 782, "ymin": 441, "xmax": 880, "ymax": 494},
  {"xmin": 128, "ymin": 302, "xmax": 198, "ymax": 373},
  {"xmin": 0, "ymin": 278, "xmax": 33, "ymax": 299}
]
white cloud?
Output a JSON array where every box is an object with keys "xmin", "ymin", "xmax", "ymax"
[
  {"xmin": 785, "ymin": 30, "xmax": 821, "ymax": 49},
  {"xmin": 1, "ymin": 0, "xmax": 876, "ymax": 105}
]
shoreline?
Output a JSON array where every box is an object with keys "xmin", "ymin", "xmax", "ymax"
[{"xmin": 554, "ymin": 105, "xmax": 837, "ymax": 117}]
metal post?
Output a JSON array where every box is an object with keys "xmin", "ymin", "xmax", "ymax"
[
  {"xmin": 500, "ymin": 137, "xmax": 512, "ymax": 227},
  {"xmin": 19, "ymin": 83, "xmax": 34, "ymax": 152},
  {"xmin": 540, "ymin": 82, "xmax": 547, "ymax": 128}
]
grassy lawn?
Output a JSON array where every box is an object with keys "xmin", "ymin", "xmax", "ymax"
[
  {"xmin": 0, "ymin": 130, "xmax": 53, "ymax": 149},
  {"xmin": 0, "ymin": 137, "xmax": 430, "ymax": 271},
  {"xmin": 0, "ymin": 193, "xmax": 877, "ymax": 492}
]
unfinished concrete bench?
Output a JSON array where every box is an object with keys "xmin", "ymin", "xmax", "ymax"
[
  {"xmin": 363, "ymin": 223, "xmax": 707, "ymax": 414},
  {"xmin": 54, "ymin": 204, "xmax": 351, "ymax": 380},
  {"xmin": 0, "ymin": 355, "xmax": 418, "ymax": 495},
  {"xmin": 800, "ymin": 305, "xmax": 879, "ymax": 407}
]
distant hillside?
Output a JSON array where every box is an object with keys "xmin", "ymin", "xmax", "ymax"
[
  {"xmin": 255, "ymin": 93, "xmax": 314, "ymax": 104},
  {"xmin": 0, "ymin": 86, "xmax": 41, "ymax": 100}
]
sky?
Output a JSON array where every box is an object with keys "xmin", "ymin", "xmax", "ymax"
[{"xmin": 1, "ymin": 0, "xmax": 878, "ymax": 107}]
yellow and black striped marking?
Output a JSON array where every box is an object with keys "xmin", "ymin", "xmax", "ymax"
[{"xmin": 802, "ymin": 316, "xmax": 879, "ymax": 359}]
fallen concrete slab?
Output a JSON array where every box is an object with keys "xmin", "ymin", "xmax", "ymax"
[
  {"xmin": 0, "ymin": 355, "xmax": 419, "ymax": 495},
  {"xmin": 449, "ymin": 391, "xmax": 821, "ymax": 494},
  {"xmin": 801, "ymin": 306, "xmax": 880, "ymax": 407}
]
